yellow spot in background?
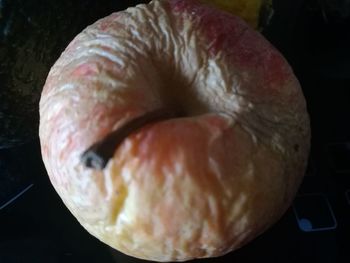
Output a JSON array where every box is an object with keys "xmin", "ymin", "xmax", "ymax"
[{"xmin": 200, "ymin": 0, "xmax": 273, "ymax": 29}]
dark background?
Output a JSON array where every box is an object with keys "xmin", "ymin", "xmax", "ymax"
[{"xmin": 1, "ymin": 0, "xmax": 350, "ymax": 262}]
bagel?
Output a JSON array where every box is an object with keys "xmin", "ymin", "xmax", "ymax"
[{"xmin": 39, "ymin": 0, "xmax": 310, "ymax": 261}]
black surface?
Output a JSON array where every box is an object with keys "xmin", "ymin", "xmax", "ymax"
[
  {"xmin": 0, "ymin": 0, "xmax": 148, "ymax": 148},
  {"xmin": 1, "ymin": 0, "xmax": 350, "ymax": 262},
  {"xmin": 0, "ymin": 145, "xmax": 33, "ymax": 208}
]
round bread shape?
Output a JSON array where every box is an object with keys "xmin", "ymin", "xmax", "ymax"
[{"xmin": 39, "ymin": 0, "xmax": 310, "ymax": 262}]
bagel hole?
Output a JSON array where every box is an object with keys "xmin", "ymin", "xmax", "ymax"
[{"xmin": 156, "ymin": 70, "xmax": 209, "ymax": 117}]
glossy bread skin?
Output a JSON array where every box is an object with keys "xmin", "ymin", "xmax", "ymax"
[{"xmin": 39, "ymin": 0, "xmax": 310, "ymax": 261}]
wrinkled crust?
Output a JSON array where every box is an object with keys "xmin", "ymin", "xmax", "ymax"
[
  {"xmin": 86, "ymin": 114, "xmax": 289, "ymax": 261},
  {"xmin": 39, "ymin": 0, "xmax": 310, "ymax": 262}
]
